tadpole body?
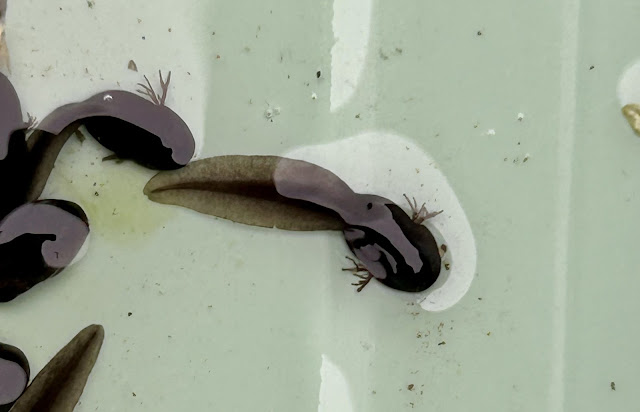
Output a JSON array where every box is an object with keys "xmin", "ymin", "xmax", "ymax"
[
  {"xmin": 0, "ymin": 342, "xmax": 29, "ymax": 412},
  {"xmin": 0, "ymin": 72, "xmax": 29, "ymax": 217},
  {"xmin": 0, "ymin": 200, "xmax": 90, "ymax": 302},
  {"xmin": 146, "ymin": 155, "xmax": 443, "ymax": 293},
  {"xmin": 36, "ymin": 71, "xmax": 195, "ymax": 170}
]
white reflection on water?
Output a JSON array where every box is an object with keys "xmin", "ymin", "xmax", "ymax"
[
  {"xmin": 330, "ymin": 0, "xmax": 372, "ymax": 112},
  {"xmin": 318, "ymin": 354, "xmax": 354, "ymax": 412}
]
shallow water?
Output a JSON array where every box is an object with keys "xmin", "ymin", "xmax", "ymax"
[{"xmin": 1, "ymin": 0, "xmax": 638, "ymax": 411}]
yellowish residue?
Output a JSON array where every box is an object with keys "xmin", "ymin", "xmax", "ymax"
[
  {"xmin": 39, "ymin": 138, "xmax": 174, "ymax": 243},
  {"xmin": 622, "ymin": 103, "xmax": 640, "ymax": 136}
]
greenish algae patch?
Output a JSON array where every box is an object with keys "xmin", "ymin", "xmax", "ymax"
[{"xmin": 38, "ymin": 136, "xmax": 175, "ymax": 243}]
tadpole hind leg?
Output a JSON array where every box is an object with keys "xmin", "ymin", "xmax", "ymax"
[
  {"xmin": 351, "ymin": 273, "xmax": 373, "ymax": 292},
  {"xmin": 136, "ymin": 70, "xmax": 172, "ymax": 106},
  {"xmin": 342, "ymin": 256, "xmax": 374, "ymax": 292},
  {"xmin": 342, "ymin": 256, "xmax": 367, "ymax": 273}
]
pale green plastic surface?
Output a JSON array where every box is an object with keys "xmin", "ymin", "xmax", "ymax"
[{"xmin": 0, "ymin": 0, "xmax": 636, "ymax": 411}]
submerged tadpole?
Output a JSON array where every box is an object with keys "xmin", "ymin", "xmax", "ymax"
[
  {"xmin": 10, "ymin": 324, "xmax": 104, "ymax": 412},
  {"xmin": 145, "ymin": 155, "xmax": 443, "ymax": 292}
]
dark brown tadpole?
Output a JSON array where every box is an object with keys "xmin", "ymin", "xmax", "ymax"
[
  {"xmin": 0, "ymin": 72, "xmax": 29, "ymax": 217},
  {"xmin": 35, "ymin": 70, "xmax": 195, "ymax": 170},
  {"xmin": 0, "ymin": 342, "xmax": 29, "ymax": 412},
  {"xmin": 10, "ymin": 324, "xmax": 104, "ymax": 412},
  {"xmin": 145, "ymin": 155, "xmax": 443, "ymax": 293},
  {"xmin": 0, "ymin": 200, "xmax": 90, "ymax": 302}
]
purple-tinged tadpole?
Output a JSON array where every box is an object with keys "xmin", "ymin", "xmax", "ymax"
[
  {"xmin": 35, "ymin": 70, "xmax": 195, "ymax": 170},
  {"xmin": 10, "ymin": 324, "xmax": 104, "ymax": 412},
  {"xmin": 0, "ymin": 200, "xmax": 90, "ymax": 302},
  {"xmin": 0, "ymin": 342, "xmax": 29, "ymax": 412},
  {"xmin": 145, "ymin": 155, "xmax": 443, "ymax": 293},
  {"xmin": 0, "ymin": 72, "xmax": 30, "ymax": 217}
]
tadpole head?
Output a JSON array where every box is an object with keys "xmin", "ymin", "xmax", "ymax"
[{"xmin": 344, "ymin": 203, "xmax": 441, "ymax": 293}]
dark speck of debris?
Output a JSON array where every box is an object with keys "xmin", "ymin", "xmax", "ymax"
[
  {"xmin": 142, "ymin": 36, "xmax": 146, "ymax": 40},
  {"xmin": 132, "ymin": 392, "xmax": 137, "ymax": 397},
  {"xmin": 589, "ymin": 65, "xmax": 594, "ymax": 70},
  {"xmin": 128, "ymin": 60, "xmax": 138, "ymax": 72},
  {"xmin": 355, "ymin": 114, "xmax": 360, "ymax": 119},
  {"xmin": 168, "ymin": 28, "xmax": 172, "ymax": 32},
  {"xmin": 395, "ymin": 47, "xmax": 403, "ymax": 54},
  {"xmin": 477, "ymin": 30, "xmax": 482, "ymax": 36},
  {"xmin": 379, "ymin": 49, "xmax": 389, "ymax": 60},
  {"xmin": 128, "ymin": 312, "xmax": 132, "ymax": 317},
  {"xmin": 444, "ymin": 263, "xmax": 451, "ymax": 271},
  {"xmin": 478, "ymin": 297, "xmax": 483, "ymax": 300},
  {"xmin": 94, "ymin": 191, "xmax": 99, "ymax": 197},
  {"xmin": 611, "ymin": 381, "xmax": 616, "ymax": 391},
  {"xmin": 438, "ymin": 341, "xmax": 446, "ymax": 346},
  {"xmin": 316, "ymin": 70, "xmax": 321, "ymax": 79},
  {"xmin": 440, "ymin": 244, "xmax": 448, "ymax": 253},
  {"xmin": 407, "ymin": 384, "xmax": 414, "ymax": 391},
  {"xmin": 87, "ymin": 0, "xmax": 95, "ymax": 8}
]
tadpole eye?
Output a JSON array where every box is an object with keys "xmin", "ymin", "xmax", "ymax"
[{"xmin": 366, "ymin": 203, "xmax": 373, "ymax": 210}]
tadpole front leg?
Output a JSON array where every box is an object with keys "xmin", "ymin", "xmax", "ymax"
[
  {"xmin": 403, "ymin": 194, "xmax": 442, "ymax": 224},
  {"xmin": 136, "ymin": 70, "xmax": 171, "ymax": 106}
]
